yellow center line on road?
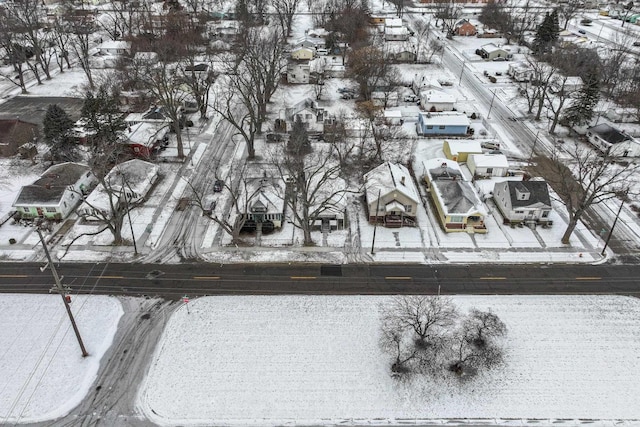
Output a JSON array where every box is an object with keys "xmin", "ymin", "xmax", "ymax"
[
  {"xmin": 0, "ymin": 274, "xmax": 28, "ymax": 278},
  {"xmin": 97, "ymin": 275, "xmax": 124, "ymax": 279},
  {"xmin": 385, "ymin": 276, "xmax": 413, "ymax": 280},
  {"xmin": 291, "ymin": 276, "xmax": 317, "ymax": 280},
  {"xmin": 575, "ymin": 276, "xmax": 602, "ymax": 280},
  {"xmin": 479, "ymin": 277, "xmax": 507, "ymax": 280},
  {"xmin": 193, "ymin": 276, "xmax": 221, "ymax": 280}
]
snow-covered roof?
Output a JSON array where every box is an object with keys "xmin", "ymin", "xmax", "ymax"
[
  {"xmin": 13, "ymin": 163, "xmax": 91, "ymax": 206},
  {"xmin": 420, "ymin": 90, "xmax": 456, "ymax": 104},
  {"xmin": 126, "ymin": 122, "xmax": 169, "ymax": 147},
  {"xmin": 419, "ymin": 112, "xmax": 470, "ymax": 127},
  {"xmin": 480, "ymin": 43, "xmax": 506, "ymax": 53},
  {"xmin": 470, "ymin": 153, "xmax": 509, "ymax": 168},
  {"xmin": 384, "ymin": 110, "xmax": 403, "ymax": 119},
  {"xmin": 98, "ymin": 40, "xmax": 131, "ymax": 51},
  {"xmin": 239, "ymin": 176, "xmax": 286, "ymax": 215},
  {"xmin": 385, "ymin": 27, "xmax": 408, "ymax": 35},
  {"xmin": 445, "ymin": 140, "xmax": 483, "ymax": 155},
  {"xmin": 425, "ymin": 159, "xmax": 485, "ymax": 216},
  {"xmin": 80, "ymin": 160, "xmax": 158, "ymax": 215},
  {"xmin": 364, "ymin": 162, "xmax": 419, "ymax": 205},
  {"xmin": 385, "ymin": 18, "xmax": 403, "ymax": 27}
]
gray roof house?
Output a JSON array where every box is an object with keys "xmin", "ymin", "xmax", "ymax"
[
  {"xmin": 493, "ymin": 180, "xmax": 552, "ymax": 225},
  {"xmin": 586, "ymin": 123, "xmax": 640, "ymax": 157},
  {"xmin": 364, "ymin": 162, "xmax": 419, "ymax": 227},
  {"xmin": 13, "ymin": 162, "xmax": 96, "ymax": 220}
]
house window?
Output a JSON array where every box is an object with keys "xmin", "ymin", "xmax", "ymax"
[
  {"xmin": 86, "ymin": 172, "xmax": 91, "ymax": 177},
  {"xmin": 405, "ymin": 205, "xmax": 412, "ymax": 213},
  {"xmin": 515, "ymin": 210, "xmax": 524, "ymax": 214},
  {"xmin": 46, "ymin": 207, "xmax": 57, "ymax": 213},
  {"xmin": 70, "ymin": 193, "xmax": 75, "ymax": 199},
  {"xmin": 23, "ymin": 207, "xmax": 30, "ymax": 213},
  {"xmin": 542, "ymin": 211, "xmax": 549, "ymax": 218},
  {"xmin": 426, "ymin": 125, "xmax": 433, "ymax": 129},
  {"xmin": 64, "ymin": 202, "xmax": 67, "ymax": 208},
  {"xmin": 486, "ymin": 168, "xmax": 493, "ymax": 174},
  {"xmin": 450, "ymin": 215, "xmax": 463, "ymax": 223},
  {"xmin": 439, "ymin": 125, "xmax": 445, "ymax": 129}
]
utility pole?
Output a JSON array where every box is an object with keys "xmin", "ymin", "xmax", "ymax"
[
  {"xmin": 36, "ymin": 228, "xmax": 88, "ymax": 358},
  {"xmin": 458, "ymin": 58, "xmax": 466, "ymax": 85},
  {"xmin": 601, "ymin": 193, "xmax": 626, "ymax": 256},
  {"xmin": 370, "ymin": 189, "xmax": 382, "ymax": 255},
  {"xmin": 487, "ymin": 90, "xmax": 497, "ymax": 119},
  {"xmin": 528, "ymin": 129, "xmax": 540, "ymax": 162},
  {"xmin": 121, "ymin": 175, "xmax": 138, "ymax": 255}
]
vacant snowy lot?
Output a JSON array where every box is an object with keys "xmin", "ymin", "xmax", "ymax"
[
  {"xmin": 0, "ymin": 295, "xmax": 122, "ymax": 423},
  {"xmin": 139, "ymin": 295, "xmax": 640, "ymax": 426}
]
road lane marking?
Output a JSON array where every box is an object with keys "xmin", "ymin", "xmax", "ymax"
[
  {"xmin": 385, "ymin": 276, "xmax": 412, "ymax": 280},
  {"xmin": 291, "ymin": 276, "xmax": 316, "ymax": 280},
  {"xmin": 193, "ymin": 276, "xmax": 221, "ymax": 280},
  {"xmin": 479, "ymin": 277, "xmax": 507, "ymax": 280},
  {"xmin": 98, "ymin": 276, "xmax": 124, "ymax": 279},
  {"xmin": 0, "ymin": 274, "xmax": 28, "ymax": 278},
  {"xmin": 575, "ymin": 277, "xmax": 602, "ymax": 280}
]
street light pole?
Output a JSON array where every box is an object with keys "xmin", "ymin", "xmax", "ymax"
[{"xmin": 36, "ymin": 228, "xmax": 88, "ymax": 358}]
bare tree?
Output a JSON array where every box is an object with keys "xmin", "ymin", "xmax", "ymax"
[
  {"xmin": 271, "ymin": 143, "xmax": 353, "ymax": 245},
  {"xmin": 411, "ymin": 19, "xmax": 432, "ymax": 63},
  {"xmin": 272, "ymin": 0, "xmax": 300, "ymax": 37},
  {"xmin": 446, "ymin": 326, "xmax": 504, "ymax": 378},
  {"xmin": 425, "ymin": 39, "xmax": 444, "ymax": 64},
  {"xmin": 177, "ymin": 57, "xmax": 218, "ymax": 119},
  {"xmin": 210, "ymin": 74, "xmax": 260, "ymax": 159},
  {"xmin": 347, "ymin": 46, "xmax": 394, "ymax": 100},
  {"xmin": 529, "ymin": 144, "xmax": 639, "ymax": 244},
  {"xmin": 462, "ymin": 309, "xmax": 507, "ymax": 348},
  {"xmin": 557, "ymin": 0, "xmax": 583, "ymax": 29},
  {"xmin": 0, "ymin": 13, "xmax": 29, "ymax": 94},
  {"xmin": 4, "ymin": 0, "xmax": 51, "ymax": 81},
  {"xmin": 380, "ymin": 319, "xmax": 420, "ymax": 376},
  {"xmin": 59, "ymin": 5, "xmax": 97, "ymax": 88},
  {"xmin": 545, "ymin": 74, "xmax": 573, "ymax": 134},
  {"xmin": 382, "ymin": 296, "xmax": 459, "ymax": 348},
  {"xmin": 521, "ymin": 56, "xmax": 556, "ymax": 119},
  {"xmin": 131, "ymin": 58, "xmax": 189, "ymax": 159}
]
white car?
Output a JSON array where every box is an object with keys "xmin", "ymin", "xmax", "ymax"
[
  {"xmin": 404, "ymin": 94, "xmax": 419, "ymax": 102},
  {"xmin": 481, "ymin": 141, "xmax": 501, "ymax": 150}
]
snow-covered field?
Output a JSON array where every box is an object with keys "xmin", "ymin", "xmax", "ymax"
[
  {"xmin": 0, "ymin": 295, "xmax": 122, "ymax": 423},
  {"xmin": 139, "ymin": 295, "xmax": 640, "ymax": 426}
]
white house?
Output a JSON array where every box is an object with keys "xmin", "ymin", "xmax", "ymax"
[
  {"xmin": 416, "ymin": 112, "xmax": 470, "ymax": 136},
  {"xmin": 586, "ymin": 123, "xmax": 640, "ymax": 157},
  {"xmin": 364, "ymin": 162, "xmax": 419, "ymax": 227},
  {"xmin": 97, "ymin": 40, "xmax": 131, "ymax": 56},
  {"xmin": 423, "ymin": 158, "xmax": 487, "ymax": 233},
  {"xmin": 78, "ymin": 160, "xmax": 158, "ymax": 220},
  {"xmin": 236, "ymin": 175, "xmax": 286, "ymax": 231},
  {"xmin": 420, "ymin": 90, "xmax": 456, "ymax": 112},
  {"xmin": 412, "ymin": 73, "xmax": 442, "ymax": 95},
  {"xmin": 507, "ymin": 62, "xmax": 533, "ymax": 82},
  {"xmin": 385, "ymin": 26, "xmax": 409, "ymax": 41},
  {"xmin": 284, "ymin": 98, "xmax": 325, "ymax": 133},
  {"xmin": 467, "ymin": 153, "xmax": 510, "ymax": 178},
  {"xmin": 478, "ymin": 43, "xmax": 510, "ymax": 60},
  {"xmin": 493, "ymin": 180, "xmax": 552, "ymax": 225},
  {"xmin": 287, "ymin": 61, "xmax": 311, "ymax": 84},
  {"xmin": 13, "ymin": 163, "xmax": 96, "ymax": 220},
  {"xmin": 291, "ymin": 46, "xmax": 315, "ymax": 60},
  {"xmin": 371, "ymin": 91, "xmax": 399, "ymax": 107}
]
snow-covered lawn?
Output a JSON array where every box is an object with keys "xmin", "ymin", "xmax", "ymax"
[
  {"xmin": 139, "ymin": 295, "xmax": 640, "ymax": 426},
  {"xmin": 0, "ymin": 295, "xmax": 122, "ymax": 423}
]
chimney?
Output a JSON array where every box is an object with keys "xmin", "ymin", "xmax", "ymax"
[{"xmin": 401, "ymin": 176, "xmax": 405, "ymax": 185}]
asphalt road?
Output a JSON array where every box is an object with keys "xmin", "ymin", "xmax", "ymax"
[{"xmin": 1, "ymin": 262, "xmax": 639, "ymax": 298}]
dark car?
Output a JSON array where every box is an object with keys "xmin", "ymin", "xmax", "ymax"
[
  {"xmin": 266, "ymin": 133, "xmax": 283, "ymax": 143},
  {"xmin": 578, "ymin": 29, "xmax": 586, "ymax": 34},
  {"xmin": 213, "ymin": 179, "xmax": 224, "ymax": 192}
]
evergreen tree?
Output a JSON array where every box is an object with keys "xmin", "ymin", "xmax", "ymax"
[
  {"xmin": 43, "ymin": 104, "xmax": 77, "ymax": 163},
  {"xmin": 534, "ymin": 11, "xmax": 560, "ymax": 54},
  {"xmin": 287, "ymin": 116, "xmax": 311, "ymax": 156},
  {"xmin": 81, "ymin": 83, "xmax": 126, "ymax": 174},
  {"xmin": 562, "ymin": 71, "xmax": 600, "ymax": 127}
]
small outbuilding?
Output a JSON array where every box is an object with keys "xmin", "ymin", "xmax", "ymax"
[
  {"xmin": 442, "ymin": 140, "xmax": 483, "ymax": 162},
  {"xmin": 467, "ymin": 153, "xmax": 510, "ymax": 178}
]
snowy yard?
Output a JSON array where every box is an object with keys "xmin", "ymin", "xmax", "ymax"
[
  {"xmin": 0, "ymin": 295, "xmax": 122, "ymax": 423},
  {"xmin": 139, "ymin": 295, "xmax": 640, "ymax": 426}
]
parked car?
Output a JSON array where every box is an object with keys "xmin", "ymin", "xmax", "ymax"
[
  {"xmin": 481, "ymin": 141, "xmax": 501, "ymax": 150},
  {"xmin": 213, "ymin": 179, "xmax": 224, "ymax": 192},
  {"xmin": 337, "ymin": 87, "xmax": 354, "ymax": 93},
  {"xmin": 404, "ymin": 94, "xmax": 419, "ymax": 102},
  {"xmin": 634, "ymin": 41, "xmax": 640, "ymax": 46},
  {"xmin": 341, "ymin": 92, "xmax": 355, "ymax": 100},
  {"xmin": 492, "ymin": 57, "xmax": 507, "ymax": 62},
  {"xmin": 578, "ymin": 29, "xmax": 586, "ymax": 34}
]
